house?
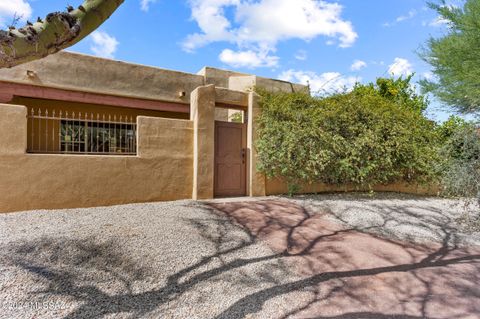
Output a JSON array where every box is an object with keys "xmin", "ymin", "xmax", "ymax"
[
  {"xmin": 0, "ymin": 52, "xmax": 435, "ymax": 213},
  {"xmin": 0, "ymin": 51, "xmax": 307, "ymax": 212}
]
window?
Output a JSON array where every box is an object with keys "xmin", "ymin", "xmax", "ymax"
[
  {"xmin": 60, "ymin": 120, "xmax": 136, "ymax": 154},
  {"xmin": 27, "ymin": 108, "xmax": 137, "ymax": 155}
]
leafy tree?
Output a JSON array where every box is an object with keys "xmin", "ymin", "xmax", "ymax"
[
  {"xmin": 420, "ymin": 0, "xmax": 480, "ymax": 114},
  {"xmin": 436, "ymin": 115, "xmax": 469, "ymax": 141},
  {"xmin": 0, "ymin": 0, "xmax": 124, "ymax": 69},
  {"xmin": 375, "ymin": 76, "xmax": 428, "ymax": 113},
  {"xmin": 356, "ymin": 75, "xmax": 428, "ymax": 113}
]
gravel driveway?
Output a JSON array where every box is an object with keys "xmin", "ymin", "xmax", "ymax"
[
  {"xmin": 0, "ymin": 194, "xmax": 479, "ymax": 319},
  {"xmin": 292, "ymin": 193, "xmax": 480, "ymax": 246},
  {"xmin": 0, "ymin": 200, "xmax": 307, "ymax": 319}
]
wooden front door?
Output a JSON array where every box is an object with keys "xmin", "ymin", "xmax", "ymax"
[{"xmin": 214, "ymin": 121, "xmax": 247, "ymax": 197}]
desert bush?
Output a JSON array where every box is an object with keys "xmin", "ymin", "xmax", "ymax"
[
  {"xmin": 256, "ymin": 79, "xmax": 440, "ymax": 192},
  {"xmin": 437, "ymin": 121, "xmax": 480, "ymax": 228},
  {"xmin": 439, "ymin": 122, "xmax": 480, "ymax": 201}
]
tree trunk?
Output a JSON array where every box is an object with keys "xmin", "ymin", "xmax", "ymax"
[{"xmin": 0, "ymin": 0, "xmax": 124, "ymax": 69}]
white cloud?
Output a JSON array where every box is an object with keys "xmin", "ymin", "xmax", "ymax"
[
  {"xmin": 183, "ymin": 0, "xmax": 237, "ymax": 52},
  {"xmin": 424, "ymin": 2, "xmax": 459, "ymax": 27},
  {"xmin": 383, "ymin": 9, "xmax": 417, "ymax": 27},
  {"xmin": 234, "ymin": 0, "xmax": 357, "ymax": 48},
  {"xmin": 0, "ymin": 0, "xmax": 32, "ymax": 27},
  {"xmin": 427, "ymin": 16, "xmax": 450, "ymax": 27},
  {"xmin": 279, "ymin": 69, "xmax": 359, "ymax": 95},
  {"xmin": 90, "ymin": 31, "xmax": 119, "ymax": 59},
  {"xmin": 184, "ymin": 0, "xmax": 357, "ymax": 68},
  {"xmin": 388, "ymin": 58, "xmax": 414, "ymax": 77},
  {"xmin": 140, "ymin": 0, "xmax": 158, "ymax": 12},
  {"xmin": 219, "ymin": 48, "xmax": 279, "ymax": 68},
  {"xmin": 295, "ymin": 50, "xmax": 307, "ymax": 61},
  {"xmin": 350, "ymin": 59, "xmax": 367, "ymax": 71},
  {"xmin": 422, "ymin": 71, "xmax": 435, "ymax": 81},
  {"xmin": 396, "ymin": 9, "xmax": 417, "ymax": 22}
]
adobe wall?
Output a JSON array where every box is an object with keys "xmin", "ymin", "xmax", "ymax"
[
  {"xmin": 0, "ymin": 104, "xmax": 193, "ymax": 213},
  {"xmin": 199, "ymin": 67, "xmax": 308, "ymax": 93},
  {"xmin": 265, "ymin": 178, "xmax": 440, "ymax": 196},
  {"xmin": 0, "ymin": 51, "xmax": 204, "ymax": 105}
]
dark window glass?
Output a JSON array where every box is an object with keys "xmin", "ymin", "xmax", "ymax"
[{"xmin": 60, "ymin": 120, "xmax": 136, "ymax": 154}]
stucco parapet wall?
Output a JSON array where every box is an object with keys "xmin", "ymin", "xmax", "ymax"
[
  {"xmin": 0, "ymin": 51, "xmax": 204, "ymax": 104},
  {"xmin": 191, "ymin": 85, "xmax": 216, "ymax": 200},
  {"xmin": 215, "ymin": 87, "xmax": 248, "ymax": 107},
  {"xmin": 199, "ymin": 67, "xmax": 307, "ymax": 93},
  {"xmin": 247, "ymin": 92, "xmax": 266, "ymax": 197},
  {"xmin": 137, "ymin": 116, "xmax": 193, "ymax": 159},
  {"xmin": 0, "ymin": 104, "xmax": 27, "ymax": 154},
  {"xmin": 228, "ymin": 75, "xmax": 308, "ymax": 93},
  {"xmin": 265, "ymin": 178, "xmax": 440, "ymax": 197},
  {"xmin": 198, "ymin": 67, "xmax": 246, "ymax": 88},
  {"xmin": 0, "ymin": 104, "xmax": 194, "ymax": 212},
  {"xmin": 0, "ymin": 154, "xmax": 194, "ymax": 212},
  {"xmin": 255, "ymin": 76, "xmax": 308, "ymax": 93}
]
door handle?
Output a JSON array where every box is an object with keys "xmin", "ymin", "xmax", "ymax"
[{"xmin": 241, "ymin": 148, "xmax": 246, "ymax": 164}]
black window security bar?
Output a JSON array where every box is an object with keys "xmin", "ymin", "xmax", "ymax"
[{"xmin": 28, "ymin": 108, "xmax": 137, "ymax": 155}]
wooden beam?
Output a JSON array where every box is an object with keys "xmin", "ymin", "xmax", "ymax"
[
  {"xmin": 0, "ymin": 81, "xmax": 190, "ymax": 114},
  {"xmin": 215, "ymin": 103, "xmax": 247, "ymax": 111},
  {"xmin": 0, "ymin": 93, "xmax": 13, "ymax": 103}
]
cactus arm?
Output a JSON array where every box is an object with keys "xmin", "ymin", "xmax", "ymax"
[{"xmin": 0, "ymin": 0, "xmax": 124, "ymax": 68}]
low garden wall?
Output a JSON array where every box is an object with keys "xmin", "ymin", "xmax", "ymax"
[
  {"xmin": 0, "ymin": 104, "xmax": 193, "ymax": 212},
  {"xmin": 265, "ymin": 178, "xmax": 439, "ymax": 196}
]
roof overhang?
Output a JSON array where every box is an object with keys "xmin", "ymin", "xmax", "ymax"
[{"xmin": 0, "ymin": 81, "xmax": 190, "ymax": 114}]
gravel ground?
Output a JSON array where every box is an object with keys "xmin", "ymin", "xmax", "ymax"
[
  {"xmin": 0, "ymin": 200, "xmax": 308, "ymax": 319},
  {"xmin": 291, "ymin": 192, "xmax": 480, "ymax": 246},
  {"xmin": 0, "ymin": 194, "xmax": 479, "ymax": 319}
]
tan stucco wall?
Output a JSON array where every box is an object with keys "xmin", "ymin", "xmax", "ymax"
[
  {"xmin": 199, "ymin": 67, "xmax": 307, "ymax": 93},
  {"xmin": 198, "ymin": 67, "xmax": 246, "ymax": 88},
  {"xmin": 215, "ymin": 87, "xmax": 248, "ymax": 107},
  {"xmin": 0, "ymin": 104, "xmax": 193, "ymax": 213},
  {"xmin": 13, "ymin": 96, "xmax": 189, "ymax": 153},
  {"xmin": 247, "ymin": 92, "xmax": 266, "ymax": 196},
  {"xmin": 190, "ymin": 85, "xmax": 216, "ymax": 200},
  {"xmin": 0, "ymin": 104, "xmax": 27, "ymax": 155},
  {"xmin": 265, "ymin": 178, "xmax": 440, "ymax": 196},
  {"xmin": 0, "ymin": 51, "xmax": 204, "ymax": 104},
  {"xmin": 255, "ymin": 76, "xmax": 308, "ymax": 93},
  {"xmin": 229, "ymin": 75, "xmax": 308, "ymax": 93}
]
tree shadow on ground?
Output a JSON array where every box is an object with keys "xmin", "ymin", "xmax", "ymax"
[
  {"xmin": 2, "ymin": 199, "xmax": 480, "ymax": 319},
  {"xmin": 207, "ymin": 199, "xmax": 480, "ymax": 319}
]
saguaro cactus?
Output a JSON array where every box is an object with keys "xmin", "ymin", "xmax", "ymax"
[{"xmin": 0, "ymin": 0, "xmax": 124, "ymax": 69}]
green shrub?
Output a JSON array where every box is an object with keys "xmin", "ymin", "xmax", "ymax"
[
  {"xmin": 256, "ymin": 81, "xmax": 440, "ymax": 191},
  {"xmin": 439, "ymin": 122, "xmax": 480, "ymax": 202},
  {"xmin": 436, "ymin": 115, "xmax": 470, "ymax": 142},
  {"xmin": 375, "ymin": 75, "xmax": 429, "ymax": 113}
]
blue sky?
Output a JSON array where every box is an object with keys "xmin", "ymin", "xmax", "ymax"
[{"xmin": 1, "ymin": 0, "xmax": 468, "ymax": 122}]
